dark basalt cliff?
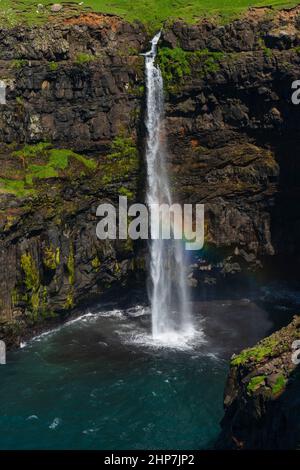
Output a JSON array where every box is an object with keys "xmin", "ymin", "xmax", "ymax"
[
  {"xmin": 0, "ymin": 9, "xmax": 300, "ymax": 349},
  {"xmin": 217, "ymin": 316, "xmax": 300, "ymax": 449}
]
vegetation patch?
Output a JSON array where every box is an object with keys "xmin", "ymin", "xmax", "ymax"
[
  {"xmin": 196, "ymin": 49, "xmax": 224, "ymax": 75},
  {"xmin": 64, "ymin": 243, "xmax": 75, "ymax": 310},
  {"xmin": 43, "ymin": 246, "xmax": 60, "ymax": 271},
  {"xmin": 157, "ymin": 47, "xmax": 191, "ymax": 90},
  {"xmin": 67, "ymin": 244, "xmax": 75, "ymax": 286},
  {"xmin": 0, "ymin": 1, "xmax": 298, "ymax": 30},
  {"xmin": 0, "ymin": 178, "xmax": 34, "ymax": 198},
  {"xmin": 91, "ymin": 256, "xmax": 101, "ymax": 271},
  {"xmin": 231, "ymin": 336, "xmax": 279, "ymax": 366},
  {"xmin": 99, "ymin": 136, "xmax": 139, "ymax": 191},
  {"xmin": 119, "ymin": 187, "xmax": 134, "ymax": 199},
  {"xmin": 20, "ymin": 252, "xmax": 50, "ymax": 319},
  {"xmin": 64, "ymin": 290, "xmax": 74, "ymax": 310},
  {"xmin": 11, "ymin": 59, "xmax": 29, "ymax": 69},
  {"xmin": 0, "ymin": 143, "xmax": 97, "ymax": 198},
  {"xmin": 75, "ymin": 53, "xmax": 97, "ymax": 65},
  {"xmin": 263, "ymin": 47, "xmax": 273, "ymax": 58},
  {"xmin": 157, "ymin": 47, "xmax": 225, "ymax": 91},
  {"xmin": 21, "ymin": 252, "xmax": 40, "ymax": 293},
  {"xmin": 272, "ymin": 374, "xmax": 287, "ymax": 395},
  {"xmin": 49, "ymin": 61, "xmax": 59, "ymax": 71},
  {"xmin": 231, "ymin": 318, "xmax": 300, "ymax": 369}
]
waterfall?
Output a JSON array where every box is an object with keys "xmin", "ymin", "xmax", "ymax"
[{"xmin": 144, "ymin": 33, "xmax": 194, "ymax": 343}]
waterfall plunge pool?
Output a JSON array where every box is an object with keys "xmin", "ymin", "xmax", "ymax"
[{"xmin": 0, "ymin": 283, "xmax": 297, "ymax": 450}]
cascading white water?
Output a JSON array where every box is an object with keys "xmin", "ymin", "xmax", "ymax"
[{"xmin": 144, "ymin": 33, "xmax": 194, "ymax": 343}]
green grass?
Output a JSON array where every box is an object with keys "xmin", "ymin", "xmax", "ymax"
[{"xmin": 0, "ymin": 1, "xmax": 299, "ymax": 29}]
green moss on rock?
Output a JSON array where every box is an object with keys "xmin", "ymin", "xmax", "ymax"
[
  {"xmin": 67, "ymin": 244, "xmax": 75, "ymax": 285},
  {"xmin": 49, "ymin": 61, "xmax": 58, "ymax": 71},
  {"xmin": 13, "ymin": 142, "xmax": 51, "ymax": 161},
  {"xmin": 75, "ymin": 52, "xmax": 96, "ymax": 65},
  {"xmin": 119, "ymin": 187, "xmax": 134, "ymax": 199},
  {"xmin": 21, "ymin": 252, "xmax": 40, "ymax": 292},
  {"xmin": 0, "ymin": 178, "xmax": 34, "ymax": 197},
  {"xmin": 20, "ymin": 252, "xmax": 50, "ymax": 319},
  {"xmin": 1, "ymin": 143, "xmax": 97, "ymax": 198},
  {"xmin": 64, "ymin": 290, "xmax": 74, "ymax": 310},
  {"xmin": 157, "ymin": 47, "xmax": 191, "ymax": 90},
  {"xmin": 91, "ymin": 256, "xmax": 101, "ymax": 271},
  {"xmin": 11, "ymin": 59, "xmax": 28, "ymax": 69}
]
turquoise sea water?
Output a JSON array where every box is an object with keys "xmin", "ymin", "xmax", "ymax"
[{"xmin": 0, "ymin": 290, "xmax": 295, "ymax": 450}]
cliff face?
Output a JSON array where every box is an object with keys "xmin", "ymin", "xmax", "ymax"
[
  {"xmin": 217, "ymin": 316, "xmax": 300, "ymax": 449},
  {"xmin": 0, "ymin": 16, "xmax": 147, "ymax": 150},
  {"xmin": 1, "ymin": 9, "xmax": 300, "ymax": 346}
]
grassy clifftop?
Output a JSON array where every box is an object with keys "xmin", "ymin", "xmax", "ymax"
[{"xmin": 0, "ymin": 1, "xmax": 299, "ymax": 29}]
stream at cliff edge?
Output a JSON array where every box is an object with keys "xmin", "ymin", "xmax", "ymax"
[{"xmin": 0, "ymin": 282, "xmax": 298, "ymax": 449}]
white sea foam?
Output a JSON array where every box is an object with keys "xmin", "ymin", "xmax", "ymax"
[{"xmin": 20, "ymin": 305, "xmax": 206, "ymax": 353}]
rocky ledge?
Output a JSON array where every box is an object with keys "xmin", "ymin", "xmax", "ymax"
[{"xmin": 217, "ymin": 316, "xmax": 300, "ymax": 449}]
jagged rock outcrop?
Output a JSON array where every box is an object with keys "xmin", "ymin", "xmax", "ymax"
[{"xmin": 217, "ymin": 316, "xmax": 300, "ymax": 449}]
